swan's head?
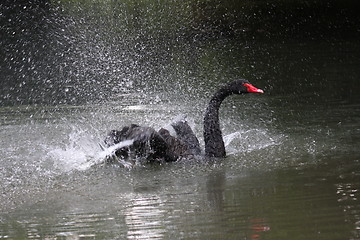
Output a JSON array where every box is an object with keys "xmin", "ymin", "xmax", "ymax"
[{"xmin": 229, "ymin": 79, "xmax": 264, "ymax": 94}]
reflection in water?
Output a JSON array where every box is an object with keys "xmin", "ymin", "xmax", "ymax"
[
  {"xmin": 125, "ymin": 196, "xmax": 166, "ymax": 239},
  {"xmin": 336, "ymin": 182, "xmax": 360, "ymax": 239},
  {"xmin": 3, "ymin": 211, "xmax": 119, "ymax": 239},
  {"xmin": 205, "ymin": 170, "xmax": 271, "ymax": 239},
  {"xmin": 249, "ymin": 218, "xmax": 270, "ymax": 240},
  {"xmin": 336, "ymin": 183, "xmax": 358, "ymax": 202}
]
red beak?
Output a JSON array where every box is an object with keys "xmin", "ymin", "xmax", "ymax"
[{"xmin": 244, "ymin": 83, "xmax": 264, "ymax": 93}]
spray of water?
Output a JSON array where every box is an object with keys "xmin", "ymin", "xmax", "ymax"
[{"xmin": 224, "ymin": 129, "xmax": 284, "ymax": 155}]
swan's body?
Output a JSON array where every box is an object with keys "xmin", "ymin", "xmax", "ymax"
[{"xmin": 104, "ymin": 79, "xmax": 263, "ymax": 163}]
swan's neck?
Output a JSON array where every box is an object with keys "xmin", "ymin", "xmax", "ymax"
[{"xmin": 203, "ymin": 87, "xmax": 232, "ymax": 157}]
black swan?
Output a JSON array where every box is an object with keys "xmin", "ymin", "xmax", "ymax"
[{"xmin": 103, "ymin": 79, "xmax": 263, "ymax": 163}]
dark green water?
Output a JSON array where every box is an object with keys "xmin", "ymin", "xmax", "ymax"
[{"xmin": 1, "ymin": 1, "xmax": 360, "ymax": 239}]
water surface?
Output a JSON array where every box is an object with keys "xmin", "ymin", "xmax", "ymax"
[{"xmin": 1, "ymin": 1, "xmax": 360, "ymax": 239}]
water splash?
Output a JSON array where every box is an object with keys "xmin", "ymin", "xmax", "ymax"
[
  {"xmin": 46, "ymin": 126, "xmax": 139, "ymax": 171},
  {"xmin": 47, "ymin": 127, "xmax": 103, "ymax": 172},
  {"xmin": 223, "ymin": 128, "xmax": 285, "ymax": 155}
]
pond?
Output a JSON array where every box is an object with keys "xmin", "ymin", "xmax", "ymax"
[{"xmin": 1, "ymin": 1, "xmax": 359, "ymax": 239}]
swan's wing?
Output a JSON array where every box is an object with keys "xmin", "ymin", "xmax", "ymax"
[{"xmin": 171, "ymin": 120, "xmax": 201, "ymax": 155}]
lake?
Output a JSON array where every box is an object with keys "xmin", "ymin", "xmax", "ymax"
[{"xmin": 1, "ymin": 1, "xmax": 359, "ymax": 239}]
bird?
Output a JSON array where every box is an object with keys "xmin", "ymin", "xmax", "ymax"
[{"xmin": 103, "ymin": 79, "xmax": 263, "ymax": 164}]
